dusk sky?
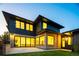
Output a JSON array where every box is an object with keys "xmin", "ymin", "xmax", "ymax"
[{"xmin": 0, "ymin": 3, "xmax": 79, "ymax": 35}]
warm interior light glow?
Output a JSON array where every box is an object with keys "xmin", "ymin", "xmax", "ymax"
[
  {"xmin": 62, "ymin": 38, "xmax": 65, "ymax": 47},
  {"xmin": 10, "ymin": 34, "xmax": 14, "ymax": 40},
  {"xmin": 40, "ymin": 36, "xmax": 45, "ymax": 46},
  {"xmin": 43, "ymin": 22, "xmax": 47, "ymax": 29},
  {"xmin": 15, "ymin": 36, "xmax": 20, "ymax": 47},
  {"xmin": 68, "ymin": 37, "xmax": 71, "ymax": 45},
  {"xmin": 62, "ymin": 40, "xmax": 65, "ymax": 47},
  {"xmin": 30, "ymin": 24, "xmax": 33, "ymax": 31},
  {"xmin": 36, "ymin": 37, "xmax": 39, "ymax": 46},
  {"xmin": 26, "ymin": 37, "xmax": 30, "ymax": 47},
  {"xmin": 58, "ymin": 34, "xmax": 61, "ymax": 48},
  {"xmin": 21, "ymin": 22, "xmax": 24, "ymax": 29},
  {"xmin": 31, "ymin": 38, "xmax": 35, "ymax": 46},
  {"xmin": 48, "ymin": 36, "xmax": 54, "ymax": 45},
  {"xmin": 21, "ymin": 37, "xmax": 25, "ymax": 47},
  {"xmin": 64, "ymin": 32, "xmax": 71, "ymax": 35},
  {"xmin": 16, "ymin": 20, "xmax": 20, "ymax": 28},
  {"xmin": 26, "ymin": 23, "xmax": 29, "ymax": 30}
]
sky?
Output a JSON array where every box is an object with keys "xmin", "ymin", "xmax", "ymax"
[{"xmin": 0, "ymin": 3, "xmax": 79, "ymax": 35}]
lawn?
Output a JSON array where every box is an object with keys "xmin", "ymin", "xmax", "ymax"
[{"xmin": 6, "ymin": 50, "xmax": 79, "ymax": 56}]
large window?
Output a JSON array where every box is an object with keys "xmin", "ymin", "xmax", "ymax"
[
  {"xmin": 48, "ymin": 36, "xmax": 54, "ymax": 46},
  {"xmin": 30, "ymin": 24, "xmax": 33, "ymax": 31},
  {"xmin": 21, "ymin": 22, "xmax": 24, "ymax": 29},
  {"xmin": 62, "ymin": 38, "xmax": 65, "ymax": 47},
  {"xmin": 15, "ymin": 36, "xmax": 20, "ymax": 47},
  {"xmin": 40, "ymin": 36, "xmax": 45, "ymax": 46},
  {"xmin": 31, "ymin": 38, "xmax": 35, "ymax": 46},
  {"xmin": 68, "ymin": 37, "xmax": 71, "ymax": 45},
  {"xmin": 21, "ymin": 37, "xmax": 25, "ymax": 47},
  {"xmin": 26, "ymin": 37, "xmax": 30, "ymax": 47},
  {"xmin": 16, "ymin": 20, "xmax": 20, "ymax": 28},
  {"xmin": 43, "ymin": 22, "xmax": 47, "ymax": 29},
  {"xmin": 36, "ymin": 37, "xmax": 40, "ymax": 46},
  {"xmin": 26, "ymin": 23, "xmax": 30, "ymax": 30}
]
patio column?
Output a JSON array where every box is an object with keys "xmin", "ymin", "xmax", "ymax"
[{"xmin": 45, "ymin": 33, "xmax": 48, "ymax": 49}]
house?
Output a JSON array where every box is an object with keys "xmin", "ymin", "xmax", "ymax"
[
  {"xmin": 2, "ymin": 11, "xmax": 65, "ymax": 49},
  {"xmin": 3, "ymin": 11, "xmax": 78, "ymax": 52},
  {"xmin": 62, "ymin": 28, "xmax": 79, "ymax": 51}
]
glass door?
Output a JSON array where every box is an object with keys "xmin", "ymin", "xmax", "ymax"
[
  {"xmin": 15, "ymin": 36, "xmax": 20, "ymax": 47},
  {"xmin": 26, "ymin": 37, "xmax": 31, "ymax": 47},
  {"xmin": 21, "ymin": 37, "xmax": 25, "ymax": 47},
  {"xmin": 48, "ymin": 36, "xmax": 54, "ymax": 47},
  {"xmin": 62, "ymin": 37, "xmax": 72, "ymax": 49}
]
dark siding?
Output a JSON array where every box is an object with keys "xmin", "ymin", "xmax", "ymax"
[
  {"xmin": 72, "ymin": 32, "xmax": 79, "ymax": 51},
  {"xmin": 8, "ymin": 18, "xmax": 35, "ymax": 36},
  {"xmin": 47, "ymin": 25, "xmax": 60, "ymax": 33}
]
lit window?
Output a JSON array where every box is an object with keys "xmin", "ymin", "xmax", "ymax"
[
  {"xmin": 21, "ymin": 22, "xmax": 24, "ymax": 29},
  {"xmin": 21, "ymin": 37, "xmax": 25, "ymax": 47},
  {"xmin": 26, "ymin": 23, "xmax": 29, "ymax": 30},
  {"xmin": 40, "ymin": 36, "xmax": 45, "ymax": 46},
  {"xmin": 36, "ymin": 37, "xmax": 39, "ymax": 46},
  {"xmin": 16, "ymin": 20, "xmax": 20, "ymax": 28},
  {"xmin": 62, "ymin": 38, "xmax": 65, "ymax": 47},
  {"xmin": 48, "ymin": 36, "xmax": 54, "ymax": 45},
  {"xmin": 15, "ymin": 36, "xmax": 20, "ymax": 47},
  {"xmin": 30, "ymin": 24, "xmax": 33, "ymax": 31},
  {"xmin": 43, "ymin": 22, "xmax": 47, "ymax": 29},
  {"xmin": 68, "ymin": 37, "xmax": 71, "ymax": 45},
  {"xmin": 31, "ymin": 38, "xmax": 35, "ymax": 46},
  {"xmin": 26, "ymin": 38, "xmax": 30, "ymax": 47}
]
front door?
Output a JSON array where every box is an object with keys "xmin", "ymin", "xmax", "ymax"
[{"xmin": 61, "ymin": 37, "xmax": 72, "ymax": 49}]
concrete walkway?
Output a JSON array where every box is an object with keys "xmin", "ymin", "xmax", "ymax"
[{"xmin": 6, "ymin": 45, "xmax": 72, "ymax": 54}]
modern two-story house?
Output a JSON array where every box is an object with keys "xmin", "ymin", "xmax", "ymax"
[
  {"xmin": 2, "ymin": 11, "xmax": 64, "ymax": 49},
  {"xmin": 3, "ymin": 11, "xmax": 79, "ymax": 52}
]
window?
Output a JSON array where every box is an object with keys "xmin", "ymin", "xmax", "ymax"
[
  {"xmin": 16, "ymin": 20, "xmax": 20, "ymax": 28},
  {"xmin": 68, "ymin": 37, "xmax": 71, "ymax": 45},
  {"xmin": 43, "ymin": 22, "xmax": 47, "ymax": 29},
  {"xmin": 26, "ymin": 23, "xmax": 29, "ymax": 30},
  {"xmin": 36, "ymin": 37, "xmax": 39, "ymax": 46},
  {"xmin": 30, "ymin": 24, "xmax": 33, "ymax": 31},
  {"xmin": 26, "ymin": 37, "xmax": 30, "ymax": 47},
  {"xmin": 40, "ymin": 36, "xmax": 45, "ymax": 46},
  {"xmin": 62, "ymin": 38, "xmax": 65, "ymax": 47},
  {"xmin": 15, "ymin": 36, "xmax": 20, "ymax": 47},
  {"xmin": 48, "ymin": 36, "xmax": 54, "ymax": 45},
  {"xmin": 31, "ymin": 38, "xmax": 35, "ymax": 46},
  {"xmin": 21, "ymin": 37, "xmax": 25, "ymax": 47},
  {"xmin": 21, "ymin": 22, "xmax": 24, "ymax": 29}
]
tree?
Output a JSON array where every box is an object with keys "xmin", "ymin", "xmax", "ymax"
[{"xmin": 2, "ymin": 32, "xmax": 10, "ymax": 44}]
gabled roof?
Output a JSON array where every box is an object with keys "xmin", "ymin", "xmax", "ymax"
[
  {"xmin": 34, "ymin": 15, "xmax": 64, "ymax": 29},
  {"xmin": 2, "ymin": 11, "xmax": 33, "ymax": 24}
]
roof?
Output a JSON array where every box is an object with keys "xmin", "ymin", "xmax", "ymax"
[
  {"xmin": 2, "ymin": 11, "xmax": 64, "ymax": 29},
  {"xmin": 2, "ymin": 11, "xmax": 33, "ymax": 24},
  {"xmin": 62, "ymin": 28, "xmax": 79, "ymax": 33},
  {"xmin": 34, "ymin": 15, "xmax": 64, "ymax": 29}
]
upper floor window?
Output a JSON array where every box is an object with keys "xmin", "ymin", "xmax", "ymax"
[
  {"xmin": 30, "ymin": 24, "xmax": 33, "ymax": 31},
  {"xmin": 16, "ymin": 20, "xmax": 20, "ymax": 28},
  {"xmin": 43, "ymin": 22, "xmax": 47, "ymax": 29},
  {"xmin": 21, "ymin": 22, "xmax": 24, "ymax": 29},
  {"xmin": 26, "ymin": 23, "xmax": 30, "ymax": 30}
]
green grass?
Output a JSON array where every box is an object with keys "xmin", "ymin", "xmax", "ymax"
[{"xmin": 6, "ymin": 50, "xmax": 79, "ymax": 56}]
